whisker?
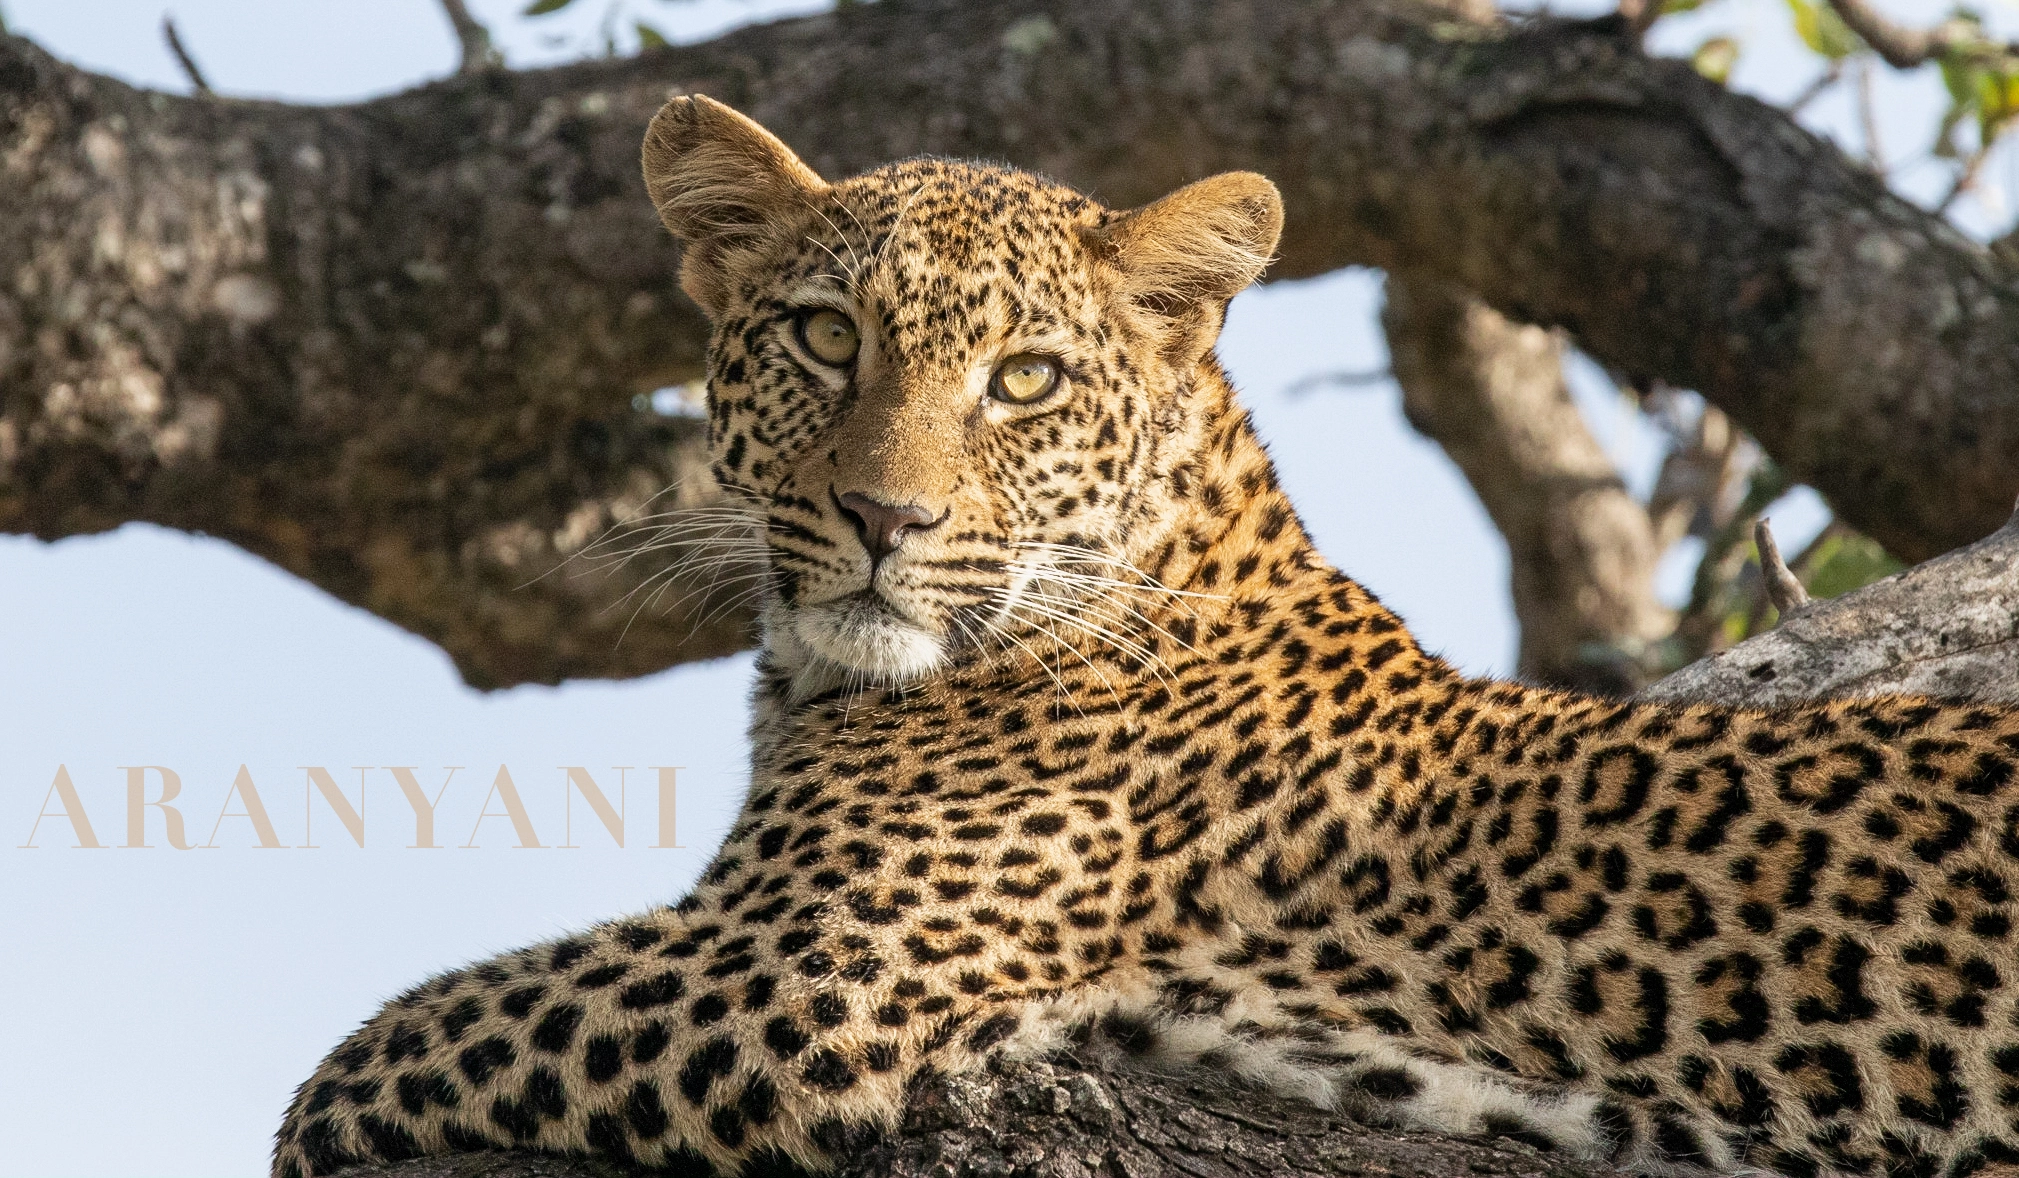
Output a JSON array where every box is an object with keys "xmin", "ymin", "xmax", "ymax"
[
  {"xmin": 987, "ymin": 585, "xmax": 1174, "ymax": 689},
  {"xmin": 835, "ymin": 199, "xmax": 876, "ymax": 266},
  {"xmin": 1013, "ymin": 541, "xmax": 1227, "ymax": 601},
  {"xmin": 1010, "ymin": 569, "xmax": 1201, "ymax": 656},
  {"xmin": 1002, "ymin": 602, "xmax": 1124, "ymax": 704},
  {"xmin": 1010, "ymin": 601, "xmax": 1163, "ymax": 678},
  {"xmin": 983, "ymin": 607, "xmax": 1083, "ymax": 720},
  {"xmin": 511, "ymin": 479, "xmax": 715, "ymax": 592},
  {"xmin": 803, "ymin": 203, "xmax": 866, "ymax": 284}
]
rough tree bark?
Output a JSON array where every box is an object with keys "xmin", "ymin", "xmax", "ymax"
[
  {"xmin": 4, "ymin": 0, "xmax": 2018, "ymax": 687},
  {"xmin": 1382, "ymin": 276, "xmax": 1673, "ymax": 695},
  {"xmin": 326, "ymin": 511, "xmax": 2019, "ymax": 1178},
  {"xmin": 1645, "ymin": 508, "xmax": 2019, "ymax": 707}
]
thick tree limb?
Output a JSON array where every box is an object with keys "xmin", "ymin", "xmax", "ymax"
[
  {"xmin": 0, "ymin": 26, "xmax": 739, "ymax": 687},
  {"xmin": 1382, "ymin": 276, "xmax": 1672, "ymax": 694},
  {"xmin": 5, "ymin": 0, "xmax": 2018, "ymax": 690},
  {"xmin": 334, "ymin": 1050, "xmax": 1632, "ymax": 1178}
]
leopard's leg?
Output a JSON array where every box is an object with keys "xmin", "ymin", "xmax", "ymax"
[
  {"xmin": 270, "ymin": 908, "xmax": 917, "ymax": 1176},
  {"xmin": 1219, "ymin": 1030, "xmax": 1758, "ymax": 1175},
  {"xmin": 1047, "ymin": 989, "xmax": 1776, "ymax": 1177},
  {"xmin": 271, "ymin": 863, "xmax": 1083, "ymax": 1176},
  {"xmin": 1029, "ymin": 989, "xmax": 1643, "ymax": 1168}
]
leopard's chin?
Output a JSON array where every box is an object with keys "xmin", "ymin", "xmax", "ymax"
[{"xmin": 781, "ymin": 592, "xmax": 948, "ymax": 687}]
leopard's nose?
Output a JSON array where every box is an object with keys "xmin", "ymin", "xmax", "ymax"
[{"xmin": 834, "ymin": 490, "xmax": 944, "ymax": 564}]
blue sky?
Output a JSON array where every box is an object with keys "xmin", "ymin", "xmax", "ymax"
[{"xmin": 0, "ymin": 0, "xmax": 1991, "ymax": 1172}]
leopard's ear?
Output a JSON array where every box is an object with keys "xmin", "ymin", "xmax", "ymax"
[
  {"xmin": 642, "ymin": 95, "xmax": 827, "ymax": 316},
  {"xmin": 1093, "ymin": 172, "xmax": 1283, "ymax": 360}
]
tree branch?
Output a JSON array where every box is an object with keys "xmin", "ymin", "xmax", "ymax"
[
  {"xmin": 1823, "ymin": 0, "xmax": 1975, "ymax": 70},
  {"xmin": 161, "ymin": 15, "xmax": 211, "ymax": 94},
  {"xmin": 1643, "ymin": 507, "xmax": 2019, "ymax": 708},
  {"xmin": 5, "ymin": 0, "xmax": 2019, "ymax": 689},
  {"xmin": 1615, "ymin": 0, "xmax": 1661, "ymax": 41},
  {"xmin": 1382, "ymin": 276, "xmax": 1671, "ymax": 694},
  {"xmin": 332, "ymin": 1049, "xmax": 1635, "ymax": 1178},
  {"xmin": 437, "ymin": 0, "xmax": 500, "ymax": 76},
  {"xmin": 1753, "ymin": 517, "xmax": 1810, "ymax": 616}
]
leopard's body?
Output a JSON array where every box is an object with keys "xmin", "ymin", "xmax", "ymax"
[{"xmin": 273, "ymin": 97, "xmax": 2019, "ymax": 1178}]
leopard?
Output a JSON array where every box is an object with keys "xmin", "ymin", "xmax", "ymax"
[{"xmin": 272, "ymin": 94, "xmax": 2019, "ymax": 1178}]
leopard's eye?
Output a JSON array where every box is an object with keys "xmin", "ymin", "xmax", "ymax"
[
  {"xmin": 991, "ymin": 354, "xmax": 1061, "ymax": 405},
  {"xmin": 798, "ymin": 309, "xmax": 860, "ymax": 366}
]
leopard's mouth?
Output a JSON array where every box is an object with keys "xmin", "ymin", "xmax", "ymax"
[{"xmin": 782, "ymin": 590, "xmax": 948, "ymax": 682}]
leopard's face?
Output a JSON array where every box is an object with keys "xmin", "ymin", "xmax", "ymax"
[
  {"xmin": 702, "ymin": 162, "xmax": 1189, "ymax": 685},
  {"xmin": 645, "ymin": 97, "xmax": 1280, "ymax": 690}
]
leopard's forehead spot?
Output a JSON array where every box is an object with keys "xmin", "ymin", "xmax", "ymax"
[
  {"xmin": 793, "ymin": 160, "xmax": 1108, "ymax": 347},
  {"xmin": 833, "ymin": 158, "xmax": 1104, "ymax": 244}
]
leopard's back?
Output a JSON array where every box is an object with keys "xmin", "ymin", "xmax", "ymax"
[{"xmin": 1207, "ymin": 680, "xmax": 2019, "ymax": 1177}]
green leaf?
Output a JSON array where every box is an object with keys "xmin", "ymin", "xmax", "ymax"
[
  {"xmin": 1660, "ymin": 0, "xmax": 1706, "ymax": 13},
  {"xmin": 1802, "ymin": 531, "xmax": 1903, "ymax": 600},
  {"xmin": 1691, "ymin": 36, "xmax": 1739, "ymax": 84},
  {"xmin": 1975, "ymin": 63, "xmax": 2019, "ymax": 141},
  {"xmin": 1784, "ymin": 0, "xmax": 1862, "ymax": 60},
  {"xmin": 521, "ymin": 0, "xmax": 575, "ymax": 15},
  {"xmin": 1931, "ymin": 34, "xmax": 2019, "ymax": 153},
  {"xmin": 1934, "ymin": 61, "xmax": 1974, "ymax": 157},
  {"xmin": 635, "ymin": 21, "xmax": 669, "ymax": 49},
  {"xmin": 1941, "ymin": 53, "xmax": 1978, "ymax": 105}
]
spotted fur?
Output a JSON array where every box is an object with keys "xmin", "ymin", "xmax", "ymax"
[{"xmin": 273, "ymin": 96, "xmax": 2019, "ymax": 1178}]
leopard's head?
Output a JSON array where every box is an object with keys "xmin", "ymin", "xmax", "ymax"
[{"xmin": 643, "ymin": 96, "xmax": 1282, "ymax": 692}]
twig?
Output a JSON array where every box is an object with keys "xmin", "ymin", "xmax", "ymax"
[
  {"xmin": 599, "ymin": 1, "xmax": 621, "ymax": 57},
  {"xmin": 1786, "ymin": 63, "xmax": 1841, "ymax": 118},
  {"xmin": 1824, "ymin": 0, "xmax": 1973, "ymax": 70},
  {"xmin": 1738, "ymin": 514, "xmax": 1840, "ymax": 639},
  {"xmin": 1673, "ymin": 461, "xmax": 1791, "ymax": 660},
  {"xmin": 1855, "ymin": 57, "xmax": 1884, "ymax": 173},
  {"xmin": 1615, "ymin": 0, "xmax": 1660, "ymax": 41},
  {"xmin": 1753, "ymin": 518, "xmax": 1810, "ymax": 617},
  {"xmin": 161, "ymin": 15, "xmax": 211, "ymax": 94},
  {"xmin": 438, "ymin": 0, "xmax": 501, "ymax": 75},
  {"xmin": 1284, "ymin": 368, "xmax": 1392, "ymax": 397},
  {"xmin": 1938, "ymin": 146, "xmax": 1992, "ymax": 215}
]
